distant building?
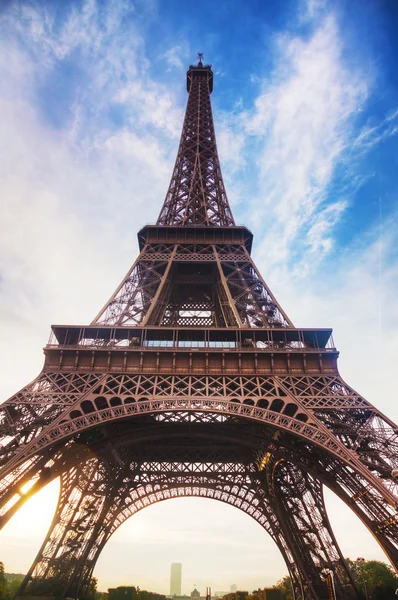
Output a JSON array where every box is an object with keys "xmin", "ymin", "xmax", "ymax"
[
  {"xmin": 214, "ymin": 592, "xmax": 228, "ymax": 598},
  {"xmin": 230, "ymin": 586, "xmax": 237, "ymax": 594},
  {"xmin": 191, "ymin": 589, "xmax": 200, "ymax": 599},
  {"xmin": 170, "ymin": 563, "xmax": 182, "ymax": 596}
]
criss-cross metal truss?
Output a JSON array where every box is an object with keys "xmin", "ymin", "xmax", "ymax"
[
  {"xmin": 91, "ymin": 240, "xmax": 292, "ymax": 327},
  {"xmin": 157, "ymin": 60, "xmax": 234, "ymax": 227},
  {"xmin": 1, "ymin": 59, "xmax": 398, "ymax": 600}
]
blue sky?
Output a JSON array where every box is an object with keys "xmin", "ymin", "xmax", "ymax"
[{"xmin": 1, "ymin": 0, "xmax": 398, "ymax": 593}]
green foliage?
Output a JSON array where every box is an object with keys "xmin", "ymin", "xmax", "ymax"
[
  {"xmin": 346, "ymin": 557, "xmax": 398, "ymax": 599},
  {"xmin": 0, "ymin": 563, "xmax": 24, "ymax": 600},
  {"xmin": 0, "ymin": 564, "xmax": 105, "ymax": 600},
  {"xmin": 272, "ymin": 560, "xmax": 398, "ymax": 599},
  {"xmin": 86, "ymin": 576, "xmax": 99, "ymax": 600},
  {"xmin": 25, "ymin": 576, "xmax": 65, "ymax": 596},
  {"xmin": 0, "ymin": 563, "xmax": 7, "ymax": 600},
  {"xmin": 272, "ymin": 576, "xmax": 293, "ymax": 600},
  {"xmin": 5, "ymin": 578, "xmax": 24, "ymax": 599},
  {"xmin": 246, "ymin": 590, "xmax": 281, "ymax": 600}
]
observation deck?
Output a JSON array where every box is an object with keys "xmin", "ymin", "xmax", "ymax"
[
  {"xmin": 187, "ymin": 62, "xmax": 213, "ymax": 93},
  {"xmin": 44, "ymin": 325, "xmax": 338, "ymax": 376}
]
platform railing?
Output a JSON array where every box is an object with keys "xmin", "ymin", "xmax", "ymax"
[{"xmin": 46, "ymin": 326, "xmax": 336, "ymax": 352}]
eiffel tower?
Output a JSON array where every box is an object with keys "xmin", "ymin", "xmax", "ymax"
[{"xmin": 1, "ymin": 56, "xmax": 398, "ymax": 600}]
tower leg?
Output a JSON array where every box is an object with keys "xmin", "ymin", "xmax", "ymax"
[
  {"xmin": 322, "ymin": 458, "xmax": 398, "ymax": 566},
  {"xmin": 0, "ymin": 444, "xmax": 95, "ymax": 530},
  {"xmin": 16, "ymin": 458, "xmax": 112, "ymax": 599},
  {"xmin": 268, "ymin": 460, "xmax": 358, "ymax": 600}
]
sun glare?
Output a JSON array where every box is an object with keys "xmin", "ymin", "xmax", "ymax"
[{"xmin": 0, "ymin": 478, "xmax": 59, "ymax": 571}]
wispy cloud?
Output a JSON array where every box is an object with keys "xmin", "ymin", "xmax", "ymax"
[
  {"xmin": 299, "ymin": 0, "xmax": 327, "ymax": 23},
  {"xmin": 352, "ymin": 110, "xmax": 398, "ymax": 153},
  {"xmin": 226, "ymin": 2, "xmax": 398, "ymax": 428},
  {"xmin": 276, "ymin": 211, "xmax": 398, "ymax": 415},
  {"xmin": 240, "ymin": 15, "xmax": 369, "ymax": 274},
  {"xmin": 0, "ymin": 0, "xmax": 183, "ymax": 399},
  {"xmin": 161, "ymin": 45, "xmax": 187, "ymax": 71}
]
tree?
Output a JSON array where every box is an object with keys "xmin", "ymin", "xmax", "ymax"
[
  {"xmin": 345, "ymin": 558, "xmax": 398, "ymax": 599},
  {"xmin": 83, "ymin": 577, "xmax": 98, "ymax": 600},
  {"xmin": 0, "ymin": 563, "xmax": 7, "ymax": 600},
  {"xmin": 273, "ymin": 576, "xmax": 293, "ymax": 600},
  {"xmin": 5, "ymin": 578, "xmax": 24, "ymax": 600},
  {"xmin": 272, "ymin": 560, "xmax": 398, "ymax": 599}
]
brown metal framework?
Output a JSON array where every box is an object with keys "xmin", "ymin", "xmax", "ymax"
[{"xmin": 1, "ymin": 58, "xmax": 398, "ymax": 600}]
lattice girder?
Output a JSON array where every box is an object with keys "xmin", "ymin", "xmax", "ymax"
[
  {"xmin": 2, "ymin": 400, "xmax": 394, "ymax": 597},
  {"xmin": 91, "ymin": 245, "xmax": 170, "ymax": 326},
  {"xmin": 0, "ymin": 372, "xmax": 107, "ymax": 470},
  {"xmin": 95, "ymin": 476, "xmax": 304, "ymax": 597},
  {"xmin": 90, "ymin": 242, "xmax": 292, "ymax": 328},
  {"xmin": 267, "ymin": 439, "xmax": 398, "ymax": 567},
  {"xmin": 17, "ymin": 459, "xmax": 111, "ymax": 598},
  {"xmin": 157, "ymin": 64, "xmax": 234, "ymax": 227},
  {"xmin": 15, "ymin": 455, "xmax": 351, "ymax": 600},
  {"xmin": 1, "ymin": 371, "xmax": 398, "ymax": 509},
  {"xmin": 2, "ymin": 377, "xmax": 398, "ymax": 589},
  {"xmin": 321, "ymin": 457, "xmax": 398, "ymax": 566},
  {"xmin": 266, "ymin": 460, "xmax": 357, "ymax": 599}
]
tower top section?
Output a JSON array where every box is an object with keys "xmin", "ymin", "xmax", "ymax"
[
  {"xmin": 187, "ymin": 54, "xmax": 213, "ymax": 93},
  {"xmin": 157, "ymin": 57, "xmax": 234, "ymax": 227}
]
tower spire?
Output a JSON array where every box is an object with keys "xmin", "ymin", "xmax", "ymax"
[{"xmin": 157, "ymin": 58, "xmax": 235, "ymax": 226}]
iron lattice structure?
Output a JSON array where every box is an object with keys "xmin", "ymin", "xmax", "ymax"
[{"xmin": 1, "ymin": 59, "xmax": 398, "ymax": 600}]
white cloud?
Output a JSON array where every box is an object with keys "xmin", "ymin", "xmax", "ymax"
[
  {"xmin": 271, "ymin": 214, "xmax": 398, "ymax": 420},
  {"xmin": 352, "ymin": 110, "xmax": 398, "ymax": 153},
  {"xmin": 241, "ymin": 15, "xmax": 369, "ymax": 273},
  {"xmin": 0, "ymin": 0, "xmax": 182, "ymax": 401},
  {"xmin": 115, "ymin": 80, "xmax": 184, "ymax": 136},
  {"xmin": 215, "ymin": 115, "xmax": 247, "ymax": 209},
  {"xmin": 216, "ymin": 119, "xmax": 246, "ymax": 175},
  {"xmin": 299, "ymin": 0, "xmax": 327, "ymax": 23},
  {"xmin": 161, "ymin": 45, "xmax": 187, "ymax": 71},
  {"xmin": 305, "ymin": 199, "xmax": 347, "ymax": 255}
]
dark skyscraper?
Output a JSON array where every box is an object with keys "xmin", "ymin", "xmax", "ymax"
[{"xmin": 170, "ymin": 563, "xmax": 182, "ymax": 596}]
